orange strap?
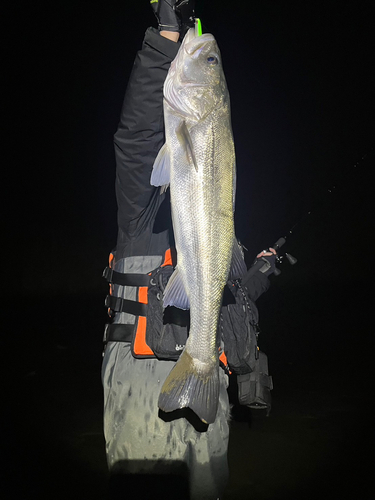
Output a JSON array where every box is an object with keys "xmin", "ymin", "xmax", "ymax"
[
  {"xmin": 109, "ymin": 252, "xmax": 115, "ymax": 266},
  {"xmin": 133, "ymin": 285, "xmax": 153, "ymax": 356},
  {"xmin": 161, "ymin": 248, "xmax": 173, "ymax": 267},
  {"xmin": 219, "ymin": 351, "xmax": 231, "ymax": 374},
  {"xmin": 219, "ymin": 351, "xmax": 228, "ymax": 366},
  {"xmin": 133, "ymin": 248, "xmax": 172, "ymax": 356}
]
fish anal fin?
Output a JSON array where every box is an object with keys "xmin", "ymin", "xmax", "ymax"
[
  {"xmin": 163, "ymin": 267, "xmax": 190, "ymax": 310},
  {"xmin": 158, "ymin": 350, "xmax": 220, "ymax": 424}
]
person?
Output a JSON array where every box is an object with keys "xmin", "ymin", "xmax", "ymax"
[{"xmin": 101, "ymin": 2, "xmax": 275, "ymax": 498}]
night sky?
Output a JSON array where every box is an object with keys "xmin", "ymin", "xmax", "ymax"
[{"xmin": 11, "ymin": 1, "xmax": 374, "ymax": 297}]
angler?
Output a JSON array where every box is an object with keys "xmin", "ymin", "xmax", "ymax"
[{"xmin": 102, "ymin": 2, "xmax": 275, "ymax": 499}]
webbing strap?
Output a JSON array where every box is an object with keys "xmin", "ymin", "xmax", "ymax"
[
  {"xmin": 103, "ymin": 323, "xmax": 134, "ymax": 343},
  {"xmin": 102, "ymin": 267, "xmax": 150, "ymax": 286},
  {"xmin": 105, "ymin": 295, "xmax": 148, "ymax": 316}
]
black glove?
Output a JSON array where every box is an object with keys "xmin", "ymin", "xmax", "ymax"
[
  {"xmin": 241, "ymin": 252, "xmax": 276, "ymax": 290},
  {"xmin": 175, "ymin": 0, "xmax": 196, "ymax": 31},
  {"xmin": 150, "ymin": 0, "xmax": 180, "ymax": 32},
  {"xmin": 256, "ymin": 254, "xmax": 276, "ymax": 277}
]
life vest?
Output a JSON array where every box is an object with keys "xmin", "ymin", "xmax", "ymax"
[{"xmin": 103, "ymin": 248, "xmax": 229, "ymax": 370}]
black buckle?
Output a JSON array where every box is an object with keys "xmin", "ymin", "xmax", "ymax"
[{"xmin": 102, "ymin": 267, "xmax": 113, "ymax": 282}]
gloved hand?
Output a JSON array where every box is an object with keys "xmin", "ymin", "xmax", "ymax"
[
  {"xmin": 255, "ymin": 248, "xmax": 277, "ymax": 277},
  {"xmin": 150, "ymin": 0, "xmax": 180, "ymax": 32},
  {"xmin": 151, "ymin": 0, "xmax": 196, "ymax": 35},
  {"xmin": 175, "ymin": 0, "xmax": 196, "ymax": 30}
]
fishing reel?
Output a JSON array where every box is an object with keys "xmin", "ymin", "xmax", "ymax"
[
  {"xmin": 271, "ymin": 238, "xmax": 298, "ymax": 276},
  {"xmin": 241, "ymin": 237, "xmax": 297, "ymax": 284}
]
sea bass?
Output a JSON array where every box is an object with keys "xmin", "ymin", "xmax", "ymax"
[{"xmin": 151, "ymin": 28, "xmax": 246, "ymax": 424}]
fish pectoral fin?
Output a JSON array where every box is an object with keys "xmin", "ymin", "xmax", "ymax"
[
  {"xmin": 228, "ymin": 238, "xmax": 248, "ymax": 281},
  {"xmin": 150, "ymin": 143, "xmax": 171, "ymax": 192},
  {"xmin": 163, "ymin": 267, "xmax": 190, "ymax": 310},
  {"xmin": 176, "ymin": 121, "xmax": 198, "ymax": 172},
  {"xmin": 158, "ymin": 350, "xmax": 220, "ymax": 424}
]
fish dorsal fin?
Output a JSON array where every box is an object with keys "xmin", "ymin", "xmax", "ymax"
[
  {"xmin": 176, "ymin": 121, "xmax": 198, "ymax": 172},
  {"xmin": 228, "ymin": 238, "xmax": 248, "ymax": 281},
  {"xmin": 150, "ymin": 143, "xmax": 171, "ymax": 192},
  {"xmin": 163, "ymin": 266, "xmax": 190, "ymax": 310}
]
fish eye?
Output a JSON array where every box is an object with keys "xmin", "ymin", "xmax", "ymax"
[{"xmin": 207, "ymin": 56, "xmax": 218, "ymax": 65}]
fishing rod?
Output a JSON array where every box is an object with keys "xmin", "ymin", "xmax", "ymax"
[{"xmin": 242, "ymin": 147, "xmax": 373, "ymax": 280}]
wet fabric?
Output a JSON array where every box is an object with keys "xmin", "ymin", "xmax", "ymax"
[
  {"xmin": 102, "ymin": 343, "xmax": 230, "ymax": 500},
  {"xmin": 103, "ymin": 252, "xmax": 230, "ymax": 498}
]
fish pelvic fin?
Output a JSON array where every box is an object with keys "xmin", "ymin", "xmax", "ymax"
[
  {"xmin": 150, "ymin": 143, "xmax": 171, "ymax": 193},
  {"xmin": 163, "ymin": 266, "xmax": 190, "ymax": 310},
  {"xmin": 158, "ymin": 350, "xmax": 220, "ymax": 424}
]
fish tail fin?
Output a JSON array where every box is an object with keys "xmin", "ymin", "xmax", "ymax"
[{"xmin": 158, "ymin": 350, "xmax": 219, "ymax": 424}]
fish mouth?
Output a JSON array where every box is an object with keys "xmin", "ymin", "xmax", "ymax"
[{"xmin": 184, "ymin": 33, "xmax": 215, "ymax": 56}]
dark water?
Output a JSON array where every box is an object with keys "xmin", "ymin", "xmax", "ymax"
[{"xmin": 8, "ymin": 280, "xmax": 372, "ymax": 499}]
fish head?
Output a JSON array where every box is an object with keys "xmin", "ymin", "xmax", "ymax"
[{"xmin": 164, "ymin": 28, "xmax": 228, "ymax": 121}]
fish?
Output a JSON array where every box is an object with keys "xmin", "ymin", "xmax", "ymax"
[{"xmin": 151, "ymin": 28, "xmax": 246, "ymax": 424}]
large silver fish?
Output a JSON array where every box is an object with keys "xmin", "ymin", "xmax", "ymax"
[{"xmin": 151, "ymin": 28, "xmax": 246, "ymax": 424}]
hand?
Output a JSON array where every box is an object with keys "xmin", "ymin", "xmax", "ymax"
[
  {"xmin": 256, "ymin": 248, "xmax": 277, "ymax": 259},
  {"xmin": 151, "ymin": 0, "xmax": 180, "ymax": 32},
  {"xmin": 255, "ymin": 248, "xmax": 277, "ymax": 276}
]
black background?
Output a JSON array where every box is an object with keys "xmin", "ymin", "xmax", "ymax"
[
  {"xmin": 7, "ymin": 1, "xmax": 374, "ymax": 499},
  {"xmin": 9, "ymin": 0, "xmax": 374, "ymax": 294}
]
